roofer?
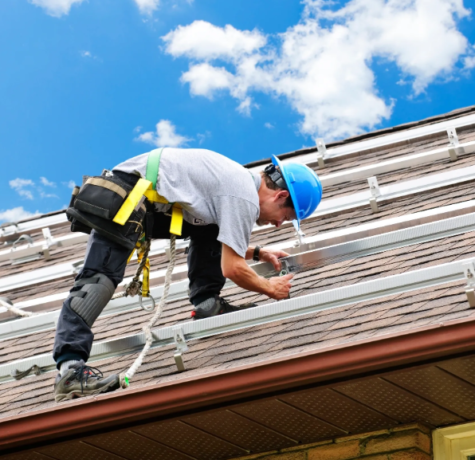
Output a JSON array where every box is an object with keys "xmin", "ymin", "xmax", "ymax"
[{"xmin": 52, "ymin": 147, "xmax": 322, "ymax": 402}]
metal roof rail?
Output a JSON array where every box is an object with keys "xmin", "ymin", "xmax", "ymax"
[
  {"xmin": 2, "ymin": 253, "xmax": 474, "ymax": 383},
  {"xmin": 0, "ymin": 213, "xmax": 67, "ymax": 243},
  {"xmin": 2, "ymin": 138, "xmax": 474, "ymax": 264},
  {"xmin": 0, "ymin": 229, "xmax": 89, "ymax": 264},
  {"xmin": 2, "ymin": 199, "xmax": 475, "ymax": 319},
  {"xmin": 318, "ymin": 138, "xmax": 474, "ymax": 188},
  {"xmin": 248, "ymin": 114, "xmax": 475, "ymax": 171},
  {"xmin": 1, "ymin": 209, "xmax": 474, "ymax": 345},
  {"xmin": 313, "ymin": 164, "xmax": 475, "ymax": 219}
]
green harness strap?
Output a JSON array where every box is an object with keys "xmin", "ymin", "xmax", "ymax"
[
  {"xmin": 145, "ymin": 147, "xmax": 163, "ymax": 189},
  {"xmin": 144, "ymin": 148, "xmax": 183, "ymax": 236}
]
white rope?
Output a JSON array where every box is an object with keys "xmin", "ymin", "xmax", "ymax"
[
  {"xmin": 0, "ymin": 298, "xmax": 34, "ymax": 318},
  {"xmin": 120, "ymin": 235, "xmax": 176, "ymax": 387}
]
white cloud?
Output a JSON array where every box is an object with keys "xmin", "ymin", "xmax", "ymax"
[
  {"xmin": 134, "ymin": 0, "xmax": 160, "ymax": 15},
  {"xmin": 40, "ymin": 177, "xmax": 56, "ymax": 187},
  {"xmin": 264, "ymin": 122, "xmax": 274, "ymax": 129},
  {"xmin": 0, "ymin": 207, "xmax": 39, "ymax": 223},
  {"xmin": 164, "ymin": 0, "xmax": 472, "ymax": 140},
  {"xmin": 136, "ymin": 120, "xmax": 191, "ymax": 147},
  {"xmin": 28, "ymin": 0, "xmax": 85, "ymax": 17},
  {"xmin": 163, "ymin": 20, "xmax": 266, "ymax": 61},
  {"xmin": 181, "ymin": 63, "xmax": 235, "ymax": 98},
  {"xmin": 10, "ymin": 178, "xmax": 35, "ymax": 200}
]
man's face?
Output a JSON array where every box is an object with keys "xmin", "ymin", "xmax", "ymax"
[{"xmin": 257, "ymin": 191, "xmax": 297, "ymax": 228}]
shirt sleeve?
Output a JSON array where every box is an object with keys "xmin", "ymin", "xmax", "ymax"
[{"xmin": 212, "ymin": 195, "xmax": 259, "ymax": 258}]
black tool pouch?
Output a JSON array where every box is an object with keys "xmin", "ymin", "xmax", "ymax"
[
  {"xmin": 66, "ymin": 172, "xmax": 146, "ymax": 251},
  {"xmin": 74, "ymin": 174, "xmax": 133, "ymax": 220}
]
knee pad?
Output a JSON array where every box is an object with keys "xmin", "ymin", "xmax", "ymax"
[{"xmin": 69, "ymin": 274, "xmax": 115, "ymax": 327}]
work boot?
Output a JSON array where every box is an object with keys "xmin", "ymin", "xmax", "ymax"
[
  {"xmin": 54, "ymin": 360, "xmax": 120, "ymax": 402},
  {"xmin": 191, "ymin": 295, "xmax": 257, "ymax": 320}
]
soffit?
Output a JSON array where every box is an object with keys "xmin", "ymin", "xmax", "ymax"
[{"xmin": 2, "ymin": 352, "xmax": 475, "ymax": 459}]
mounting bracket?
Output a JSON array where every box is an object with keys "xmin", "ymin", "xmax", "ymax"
[
  {"xmin": 368, "ymin": 176, "xmax": 381, "ymax": 213},
  {"xmin": 463, "ymin": 261, "xmax": 475, "ymax": 308},
  {"xmin": 172, "ymin": 326, "xmax": 189, "ymax": 372},
  {"xmin": 447, "ymin": 128, "xmax": 459, "ymax": 162},
  {"xmin": 316, "ymin": 138, "xmax": 326, "ymax": 168}
]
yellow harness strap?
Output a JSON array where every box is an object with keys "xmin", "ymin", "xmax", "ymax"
[
  {"xmin": 113, "ymin": 179, "xmax": 184, "ymax": 236},
  {"xmin": 113, "ymin": 178, "xmax": 151, "ymax": 226}
]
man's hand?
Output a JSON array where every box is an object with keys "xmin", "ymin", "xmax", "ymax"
[
  {"xmin": 259, "ymin": 248, "xmax": 290, "ymax": 272},
  {"xmin": 268, "ymin": 274, "xmax": 293, "ymax": 300},
  {"xmin": 223, "ymin": 244, "xmax": 293, "ymax": 300}
]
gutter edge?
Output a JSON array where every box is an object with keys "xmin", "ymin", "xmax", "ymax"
[{"xmin": 1, "ymin": 316, "xmax": 475, "ymax": 450}]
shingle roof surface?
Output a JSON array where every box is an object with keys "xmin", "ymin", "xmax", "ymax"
[{"xmin": 1, "ymin": 107, "xmax": 475, "ymax": 425}]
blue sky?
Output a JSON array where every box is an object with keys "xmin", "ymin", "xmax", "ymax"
[{"xmin": 0, "ymin": 0, "xmax": 474, "ymax": 222}]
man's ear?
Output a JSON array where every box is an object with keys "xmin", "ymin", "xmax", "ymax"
[{"xmin": 275, "ymin": 190, "xmax": 290, "ymax": 203}]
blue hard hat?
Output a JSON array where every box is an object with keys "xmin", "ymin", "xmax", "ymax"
[{"xmin": 271, "ymin": 155, "xmax": 323, "ymax": 229}]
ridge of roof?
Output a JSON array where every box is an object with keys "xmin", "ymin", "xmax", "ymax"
[{"xmin": 245, "ymin": 104, "xmax": 475, "ymax": 168}]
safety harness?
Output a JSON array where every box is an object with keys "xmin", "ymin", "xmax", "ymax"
[
  {"xmin": 111, "ymin": 148, "xmax": 183, "ymax": 306},
  {"xmin": 113, "ymin": 147, "xmax": 184, "ymax": 236}
]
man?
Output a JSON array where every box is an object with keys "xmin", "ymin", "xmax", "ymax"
[{"xmin": 53, "ymin": 148, "xmax": 322, "ymax": 402}]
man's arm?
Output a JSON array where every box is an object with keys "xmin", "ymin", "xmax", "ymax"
[{"xmin": 222, "ymin": 244, "xmax": 292, "ymax": 300}]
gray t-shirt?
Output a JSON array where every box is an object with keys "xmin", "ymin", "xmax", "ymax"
[{"xmin": 113, "ymin": 148, "xmax": 261, "ymax": 258}]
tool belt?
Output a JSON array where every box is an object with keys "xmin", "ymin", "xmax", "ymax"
[{"xmin": 66, "ymin": 148, "xmax": 183, "ymax": 251}]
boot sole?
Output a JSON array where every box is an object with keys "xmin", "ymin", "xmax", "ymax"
[{"xmin": 55, "ymin": 377, "xmax": 120, "ymax": 402}]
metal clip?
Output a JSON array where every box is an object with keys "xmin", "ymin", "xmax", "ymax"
[
  {"xmin": 172, "ymin": 326, "xmax": 189, "ymax": 372},
  {"xmin": 138, "ymin": 294, "xmax": 155, "ymax": 312},
  {"xmin": 447, "ymin": 128, "xmax": 459, "ymax": 161},
  {"xmin": 292, "ymin": 220, "xmax": 305, "ymax": 247},
  {"xmin": 11, "ymin": 234, "xmax": 33, "ymax": 250},
  {"xmin": 368, "ymin": 176, "xmax": 381, "ymax": 213},
  {"xmin": 316, "ymin": 138, "xmax": 326, "ymax": 168},
  {"xmin": 11, "ymin": 365, "xmax": 41, "ymax": 380},
  {"xmin": 464, "ymin": 262, "xmax": 475, "ymax": 308}
]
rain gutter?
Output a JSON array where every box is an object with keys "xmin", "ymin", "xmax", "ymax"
[{"xmin": 1, "ymin": 317, "xmax": 475, "ymax": 451}]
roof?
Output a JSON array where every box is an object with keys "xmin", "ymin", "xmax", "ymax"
[{"xmin": 2, "ymin": 106, "xmax": 475, "ymax": 458}]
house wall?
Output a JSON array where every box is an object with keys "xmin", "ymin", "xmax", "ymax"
[{"xmin": 232, "ymin": 424, "xmax": 431, "ymax": 460}]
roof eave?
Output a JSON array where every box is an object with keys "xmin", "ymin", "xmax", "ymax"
[{"xmin": 2, "ymin": 316, "xmax": 475, "ymax": 451}]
